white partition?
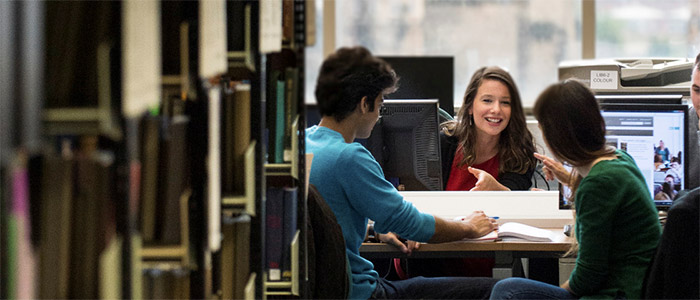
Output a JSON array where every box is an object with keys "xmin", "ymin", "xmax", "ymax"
[{"xmin": 399, "ymin": 191, "xmax": 573, "ymax": 228}]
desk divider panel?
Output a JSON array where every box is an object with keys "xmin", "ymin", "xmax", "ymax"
[{"xmin": 399, "ymin": 191, "xmax": 573, "ymax": 228}]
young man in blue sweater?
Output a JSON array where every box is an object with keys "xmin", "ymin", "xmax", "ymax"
[{"xmin": 306, "ymin": 46, "xmax": 499, "ymax": 299}]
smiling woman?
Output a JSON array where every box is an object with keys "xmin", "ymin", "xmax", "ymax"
[
  {"xmin": 401, "ymin": 66, "xmax": 537, "ymax": 279},
  {"xmin": 441, "ymin": 66, "xmax": 536, "ymax": 193}
]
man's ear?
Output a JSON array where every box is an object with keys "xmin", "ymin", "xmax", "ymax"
[{"xmin": 358, "ymin": 96, "xmax": 369, "ymax": 113}]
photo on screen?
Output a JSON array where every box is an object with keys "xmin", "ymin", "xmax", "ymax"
[{"xmin": 599, "ymin": 103, "xmax": 688, "ymax": 208}]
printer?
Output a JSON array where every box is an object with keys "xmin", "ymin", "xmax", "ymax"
[{"xmin": 558, "ymin": 58, "xmax": 693, "ymax": 101}]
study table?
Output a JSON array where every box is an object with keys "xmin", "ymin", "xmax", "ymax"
[
  {"xmin": 360, "ymin": 229, "xmax": 572, "ymax": 279},
  {"xmin": 366, "ymin": 191, "xmax": 575, "ymax": 279}
]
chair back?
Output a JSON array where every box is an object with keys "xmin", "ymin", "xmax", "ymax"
[{"xmin": 306, "ymin": 184, "xmax": 351, "ymax": 299}]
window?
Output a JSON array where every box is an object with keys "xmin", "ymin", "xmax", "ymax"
[
  {"xmin": 596, "ymin": 0, "xmax": 700, "ymax": 58},
  {"xmin": 306, "ymin": 0, "xmax": 699, "ymax": 109},
  {"xmin": 334, "ymin": 0, "xmax": 582, "ymax": 108},
  {"xmin": 304, "ymin": 0, "xmax": 324, "ymax": 105}
]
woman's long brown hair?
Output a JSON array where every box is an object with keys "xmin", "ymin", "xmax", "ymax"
[
  {"xmin": 533, "ymin": 79, "xmax": 616, "ymax": 255},
  {"xmin": 442, "ymin": 66, "xmax": 536, "ymax": 174}
]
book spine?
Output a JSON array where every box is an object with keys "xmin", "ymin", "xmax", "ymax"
[
  {"xmin": 38, "ymin": 156, "xmax": 73, "ymax": 299},
  {"xmin": 281, "ymin": 186, "xmax": 298, "ymax": 280},
  {"xmin": 222, "ymin": 87, "xmax": 237, "ymax": 195},
  {"xmin": 265, "ymin": 187, "xmax": 284, "ymax": 281},
  {"xmin": 266, "ymin": 71, "xmax": 281, "ymax": 163},
  {"xmin": 160, "ymin": 116, "xmax": 189, "ymax": 244},
  {"xmin": 274, "ymin": 80, "xmax": 285, "ymax": 163},
  {"xmin": 139, "ymin": 115, "xmax": 161, "ymax": 243},
  {"xmin": 283, "ymin": 67, "xmax": 298, "ymax": 162},
  {"xmin": 232, "ymin": 83, "xmax": 251, "ymax": 194}
]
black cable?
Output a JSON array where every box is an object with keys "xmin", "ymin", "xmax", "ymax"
[{"xmin": 535, "ymin": 169, "xmax": 551, "ymax": 190}]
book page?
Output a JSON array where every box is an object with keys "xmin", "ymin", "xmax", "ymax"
[{"xmin": 498, "ymin": 222, "xmax": 559, "ymax": 242}]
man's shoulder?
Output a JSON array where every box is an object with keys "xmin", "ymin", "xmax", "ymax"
[
  {"xmin": 311, "ymin": 141, "xmax": 374, "ymax": 166},
  {"xmin": 667, "ymin": 188, "xmax": 699, "ymax": 226},
  {"xmin": 673, "ymin": 188, "xmax": 700, "ymax": 208}
]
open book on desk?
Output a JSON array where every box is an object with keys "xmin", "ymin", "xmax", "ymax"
[{"xmin": 465, "ymin": 222, "xmax": 564, "ymax": 242}]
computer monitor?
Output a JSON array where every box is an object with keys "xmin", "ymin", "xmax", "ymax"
[
  {"xmin": 599, "ymin": 103, "xmax": 688, "ymax": 208},
  {"xmin": 363, "ymin": 99, "xmax": 443, "ymax": 191},
  {"xmin": 378, "ymin": 56, "xmax": 455, "ymax": 116}
]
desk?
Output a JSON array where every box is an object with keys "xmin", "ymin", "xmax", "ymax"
[{"xmin": 360, "ymin": 230, "xmax": 572, "ymax": 279}]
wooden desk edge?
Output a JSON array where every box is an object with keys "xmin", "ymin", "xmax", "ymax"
[{"xmin": 360, "ymin": 239, "xmax": 572, "ymax": 259}]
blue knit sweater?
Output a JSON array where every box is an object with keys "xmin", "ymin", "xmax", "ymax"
[{"xmin": 305, "ymin": 126, "xmax": 435, "ymax": 299}]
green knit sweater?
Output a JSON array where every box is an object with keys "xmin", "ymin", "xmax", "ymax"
[{"xmin": 569, "ymin": 150, "xmax": 661, "ymax": 299}]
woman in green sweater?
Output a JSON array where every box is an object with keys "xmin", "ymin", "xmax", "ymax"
[{"xmin": 490, "ymin": 80, "xmax": 661, "ymax": 299}]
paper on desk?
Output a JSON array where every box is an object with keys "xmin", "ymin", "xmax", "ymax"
[
  {"xmin": 455, "ymin": 217, "xmax": 566, "ymax": 242},
  {"xmin": 497, "ymin": 222, "xmax": 559, "ymax": 242}
]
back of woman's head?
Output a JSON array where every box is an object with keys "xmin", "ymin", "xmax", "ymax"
[{"xmin": 533, "ymin": 80, "xmax": 610, "ymax": 167}]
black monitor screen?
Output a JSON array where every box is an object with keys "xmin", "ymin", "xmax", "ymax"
[
  {"xmin": 379, "ymin": 56, "xmax": 454, "ymax": 116},
  {"xmin": 363, "ymin": 99, "xmax": 443, "ymax": 191},
  {"xmin": 599, "ymin": 103, "xmax": 688, "ymax": 207}
]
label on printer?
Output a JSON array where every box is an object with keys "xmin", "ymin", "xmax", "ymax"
[{"xmin": 590, "ymin": 70, "xmax": 618, "ymax": 90}]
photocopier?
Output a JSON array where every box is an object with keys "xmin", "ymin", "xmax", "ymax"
[{"xmin": 558, "ymin": 58, "xmax": 694, "ymax": 101}]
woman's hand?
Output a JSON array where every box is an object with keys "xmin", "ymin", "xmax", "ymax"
[
  {"xmin": 378, "ymin": 232, "xmax": 420, "ymax": 255},
  {"xmin": 560, "ymin": 280, "xmax": 574, "ymax": 294},
  {"xmin": 534, "ymin": 152, "xmax": 570, "ymax": 185},
  {"xmin": 468, "ymin": 167, "xmax": 510, "ymax": 191}
]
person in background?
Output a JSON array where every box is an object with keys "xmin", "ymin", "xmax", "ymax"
[
  {"xmin": 643, "ymin": 52, "xmax": 700, "ymax": 299},
  {"xmin": 653, "ymin": 153, "xmax": 664, "ymax": 171},
  {"xmin": 404, "ymin": 66, "xmax": 536, "ymax": 278},
  {"xmin": 491, "ymin": 79, "xmax": 661, "ymax": 299},
  {"xmin": 665, "ymin": 156, "xmax": 683, "ymax": 188},
  {"xmin": 687, "ymin": 70, "xmax": 700, "ymax": 190},
  {"xmin": 654, "ymin": 181, "xmax": 676, "ymax": 201},
  {"xmin": 655, "ymin": 140, "xmax": 670, "ymax": 163},
  {"xmin": 306, "ymin": 46, "xmax": 499, "ymax": 300}
]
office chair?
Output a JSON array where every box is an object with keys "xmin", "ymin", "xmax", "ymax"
[{"xmin": 306, "ymin": 184, "xmax": 351, "ymax": 299}]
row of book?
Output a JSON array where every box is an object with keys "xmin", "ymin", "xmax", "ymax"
[
  {"xmin": 2, "ymin": 149, "xmax": 122, "ymax": 299},
  {"xmin": 222, "ymin": 82, "xmax": 252, "ymax": 196},
  {"xmin": 139, "ymin": 114, "xmax": 190, "ymax": 245},
  {"xmin": 265, "ymin": 186, "xmax": 299, "ymax": 281},
  {"xmin": 219, "ymin": 214, "xmax": 252, "ymax": 299},
  {"xmin": 266, "ymin": 64, "xmax": 300, "ymax": 164},
  {"xmin": 142, "ymin": 265, "xmax": 190, "ymax": 299}
]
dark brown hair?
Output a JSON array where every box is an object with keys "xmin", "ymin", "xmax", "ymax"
[
  {"xmin": 315, "ymin": 46, "xmax": 398, "ymax": 122},
  {"xmin": 443, "ymin": 66, "xmax": 535, "ymax": 174},
  {"xmin": 533, "ymin": 79, "xmax": 616, "ymax": 200}
]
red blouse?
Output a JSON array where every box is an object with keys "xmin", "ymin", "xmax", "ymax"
[{"xmin": 445, "ymin": 146, "xmax": 499, "ymax": 191}]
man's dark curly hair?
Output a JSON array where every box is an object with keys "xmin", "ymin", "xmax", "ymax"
[{"xmin": 315, "ymin": 46, "xmax": 398, "ymax": 122}]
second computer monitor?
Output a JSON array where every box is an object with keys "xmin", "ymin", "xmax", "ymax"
[
  {"xmin": 364, "ymin": 99, "xmax": 443, "ymax": 191},
  {"xmin": 599, "ymin": 103, "xmax": 688, "ymax": 207}
]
